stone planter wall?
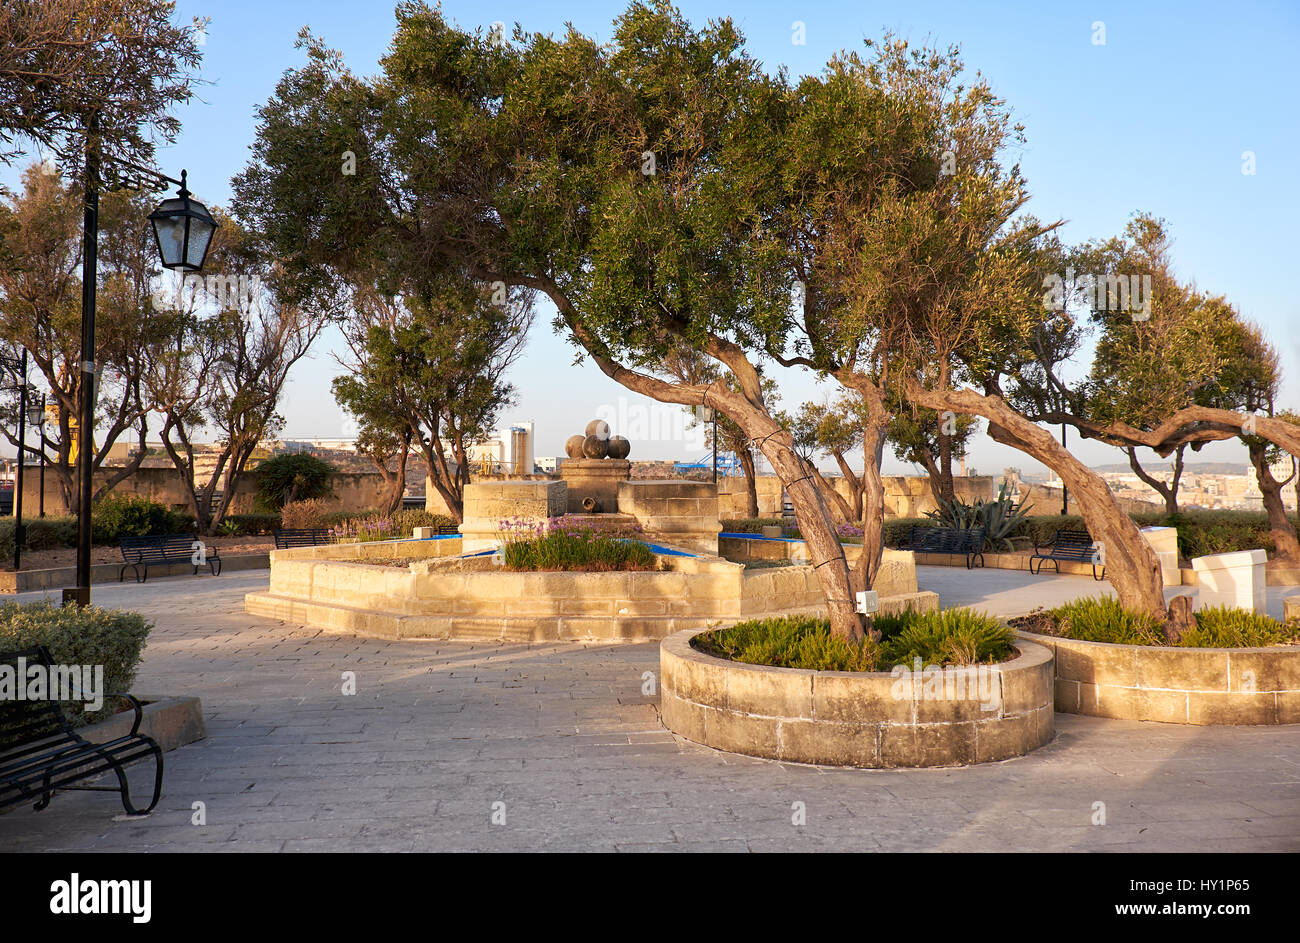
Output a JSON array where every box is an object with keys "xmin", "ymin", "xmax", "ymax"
[
  {"xmin": 1018, "ymin": 630, "xmax": 1300, "ymax": 725},
  {"xmin": 247, "ymin": 536, "xmax": 938, "ymax": 642},
  {"xmin": 660, "ymin": 628, "xmax": 1054, "ymax": 768}
]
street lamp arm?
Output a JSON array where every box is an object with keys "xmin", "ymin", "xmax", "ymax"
[{"xmin": 98, "ymin": 152, "xmax": 187, "ymax": 193}]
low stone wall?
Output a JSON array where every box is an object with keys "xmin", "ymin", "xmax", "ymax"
[
  {"xmin": 719, "ymin": 536, "xmax": 918, "ymax": 598},
  {"xmin": 246, "ymin": 536, "xmax": 937, "ymax": 642},
  {"xmin": 619, "ymin": 479, "xmax": 721, "ymax": 555},
  {"xmin": 660, "ymin": 628, "xmax": 1054, "ymax": 767},
  {"xmin": 1019, "ymin": 630, "xmax": 1300, "ymax": 725},
  {"xmin": 717, "ymin": 474, "xmax": 994, "ymax": 519}
]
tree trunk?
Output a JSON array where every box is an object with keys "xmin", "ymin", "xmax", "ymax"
[
  {"xmin": 1248, "ymin": 441, "xmax": 1300, "ymax": 568},
  {"xmin": 811, "ymin": 465, "xmax": 853, "ymax": 525},
  {"xmin": 937, "ymin": 428, "xmax": 956, "ymax": 503},
  {"xmin": 854, "ymin": 417, "xmax": 888, "ymax": 595},
  {"xmin": 910, "ymin": 384, "xmax": 1168, "ymax": 621},
  {"xmin": 832, "ymin": 452, "xmax": 864, "ymax": 520},
  {"xmin": 737, "ymin": 448, "xmax": 759, "ymax": 518},
  {"xmin": 1125, "ymin": 444, "xmax": 1184, "ymax": 516}
]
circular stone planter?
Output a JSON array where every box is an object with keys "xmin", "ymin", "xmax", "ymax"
[
  {"xmin": 1018, "ymin": 630, "xmax": 1300, "ymax": 725},
  {"xmin": 660, "ymin": 628, "xmax": 1055, "ymax": 768}
]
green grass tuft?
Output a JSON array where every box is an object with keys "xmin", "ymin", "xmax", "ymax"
[{"xmin": 694, "ymin": 608, "xmax": 1016, "ymax": 672}]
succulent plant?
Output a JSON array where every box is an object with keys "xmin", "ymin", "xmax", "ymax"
[{"xmin": 925, "ymin": 482, "xmax": 1032, "ymax": 551}]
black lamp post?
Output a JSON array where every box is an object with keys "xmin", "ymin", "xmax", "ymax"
[
  {"xmin": 699, "ymin": 406, "xmax": 718, "ymax": 483},
  {"xmin": 26, "ymin": 393, "xmax": 45, "ymax": 519},
  {"xmin": 13, "ymin": 349, "xmax": 28, "ymax": 571},
  {"xmin": 70, "ymin": 131, "xmax": 216, "ymax": 607}
]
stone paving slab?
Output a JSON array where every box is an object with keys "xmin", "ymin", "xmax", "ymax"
[{"xmin": 0, "ymin": 569, "xmax": 1296, "ymax": 852}]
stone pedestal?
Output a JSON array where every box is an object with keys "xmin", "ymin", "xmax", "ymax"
[
  {"xmin": 1191, "ymin": 549, "xmax": 1267, "ymax": 613},
  {"xmin": 459, "ymin": 480, "xmax": 567, "ymax": 552},
  {"xmin": 618, "ymin": 479, "xmax": 721, "ymax": 555},
  {"xmin": 1140, "ymin": 526, "xmax": 1181, "ymax": 588},
  {"xmin": 1284, "ymin": 595, "xmax": 1300, "ymax": 625},
  {"xmin": 560, "ymin": 459, "xmax": 630, "ymax": 514}
]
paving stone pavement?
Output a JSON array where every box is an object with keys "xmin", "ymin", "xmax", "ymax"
[{"xmin": 1, "ymin": 568, "xmax": 1298, "ymax": 852}]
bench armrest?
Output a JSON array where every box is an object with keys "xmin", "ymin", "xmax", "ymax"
[
  {"xmin": 65, "ymin": 685, "xmax": 145, "ymax": 736},
  {"xmin": 106, "ymin": 692, "xmax": 146, "ymax": 737}
]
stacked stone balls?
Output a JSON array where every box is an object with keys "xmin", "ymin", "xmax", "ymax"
[{"xmin": 564, "ymin": 419, "xmax": 631, "ymax": 460}]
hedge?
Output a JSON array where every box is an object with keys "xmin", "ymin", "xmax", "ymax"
[
  {"xmin": 722, "ymin": 509, "xmax": 1297, "ymax": 563},
  {"xmin": 0, "ymin": 601, "xmax": 152, "ymax": 726}
]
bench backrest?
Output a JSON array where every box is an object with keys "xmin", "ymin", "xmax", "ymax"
[
  {"xmin": 0, "ymin": 646, "xmax": 73, "ymax": 757},
  {"xmin": 119, "ymin": 534, "xmax": 199, "ymax": 559},
  {"xmin": 902, "ymin": 525, "xmax": 984, "ymax": 552},
  {"xmin": 1051, "ymin": 529, "xmax": 1095, "ymax": 549},
  {"xmin": 274, "ymin": 528, "xmax": 331, "ymax": 548}
]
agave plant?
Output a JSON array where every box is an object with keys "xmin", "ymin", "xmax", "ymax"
[{"xmin": 925, "ymin": 482, "xmax": 1032, "ymax": 551}]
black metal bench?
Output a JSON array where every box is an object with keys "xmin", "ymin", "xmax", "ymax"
[
  {"xmin": 273, "ymin": 527, "xmax": 332, "ymax": 549},
  {"xmin": 1, "ymin": 645, "xmax": 163, "ymax": 815},
  {"xmin": 897, "ymin": 525, "xmax": 986, "ymax": 569},
  {"xmin": 1030, "ymin": 528, "xmax": 1105, "ymax": 581},
  {"xmin": 118, "ymin": 533, "xmax": 221, "ymax": 583}
]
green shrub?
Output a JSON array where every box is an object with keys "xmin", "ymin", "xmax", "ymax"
[
  {"xmin": 502, "ymin": 521, "xmax": 660, "ymax": 572},
  {"xmin": 280, "ymin": 498, "xmax": 330, "ymax": 529},
  {"xmin": 694, "ymin": 608, "xmax": 1016, "ymax": 672},
  {"xmin": 217, "ymin": 513, "xmax": 281, "ymax": 536},
  {"xmin": 883, "ymin": 517, "xmax": 935, "ymax": 547},
  {"xmin": 1177, "ymin": 606, "xmax": 1298, "ymax": 648},
  {"xmin": 0, "ymin": 516, "xmax": 80, "ymax": 562},
  {"xmin": 1048, "ymin": 596, "xmax": 1164, "ymax": 645},
  {"xmin": 392, "ymin": 509, "xmax": 458, "ymax": 534},
  {"xmin": 254, "ymin": 453, "xmax": 337, "ymax": 511},
  {"xmin": 693, "ymin": 615, "xmax": 878, "ymax": 671},
  {"xmin": 1041, "ymin": 596, "xmax": 1298, "ymax": 647},
  {"xmin": 720, "ymin": 518, "xmax": 785, "ymax": 534},
  {"xmin": 877, "ymin": 608, "xmax": 1016, "ymax": 668},
  {"xmin": 92, "ymin": 494, "xmax": 189, "ymax": 543},
  {"xmin": 0, "ymin": 600, "xmax": 152, "ymax": 727}
]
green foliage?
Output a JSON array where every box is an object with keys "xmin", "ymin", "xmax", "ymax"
[
  {"xmin": 1178, "ymin": 606, "xmax": 1298, "ymax": 648},
  {"xmin": 392, "ymin": 509, "xmax": 458, "ymax": 533},
  {"xmin": 693, "ymin": 615, "xmax": 879, "ymax": 672},
  {"xmin": 92, "ymin": 494, "xmax": 189, "ymax": 543},
  {"xmin": 1045, "ymin": 596, "xmax": 1298, "ymax": 647},
  {"xmin": 218, "ymin": 513, "xmax": 282, "ymax": 537},
  {"xmin": 255, "ymin": 453, "xmax": 337, "ymax": 511},
  {"xmin": 1156, "ymin": 511, "xmax": 1279, "ymax": 560},
  {"xmin": 876, "ymin": 609, "xmax": 1017, "ymax": 668},
  {"xmin": 695, "ymin": 608, "xmax": 1015, "ymax": 672},
  {"xmin": 926, "ymin": 482, "xmax": 1032, "ymax": 551},
  {"xmin": 721, "ymin": 518, "xmax": 787, "ymax": 534},
  {"xmin": 0, "ymin": 516, "xmax": 79, "ymax": 562},
  {"xmin": 0, "ymin": 601, "xmax": 152, "ymax": 726},
  {"xmin": 882, "ymin": 518, "xmax": 934, "ymax": 547},
  {"xmin": 502, "ymin": 527, "xmax": 660, "ymax": 572},
  {"xmin": 1048, "ymin": 596, "xmax": 1165, "ymax": 645}
]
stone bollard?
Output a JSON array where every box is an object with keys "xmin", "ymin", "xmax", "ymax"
[
  {"xmin": 1139, "ymin": 526, "xmax": 1181, "ymax": 587},
  {"xmin": 1285, "ymin": 595, "xmax": 1300, "ymax": 625},
  {"xmin": 1191, "ymin": 549, "xmax": 1267, "ymax": 613},
  {"xmin": 412, "ymin": 527, "xmax": 436, "ymax": 539}
]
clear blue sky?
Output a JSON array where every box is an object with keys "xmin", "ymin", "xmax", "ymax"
[{"xmin": 8, "ymin": 1, "xmax": 1299, "ymax": 474}]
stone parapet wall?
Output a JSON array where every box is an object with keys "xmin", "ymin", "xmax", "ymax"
[{"xmin": 717, "ymin": 474, "xmax": 995, "ymax": 520}]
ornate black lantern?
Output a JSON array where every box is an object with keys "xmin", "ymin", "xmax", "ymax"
[{"xmin": 147, "ymin": 170, "xmax": 217, "ymax": 272}]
